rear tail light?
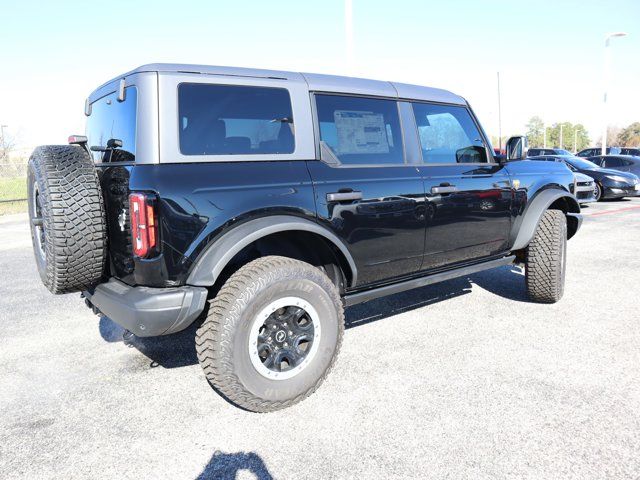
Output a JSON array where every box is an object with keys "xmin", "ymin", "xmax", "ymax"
[{"xmin": 129, "ymin": 193, "xmax": 158, "ymax": 258}]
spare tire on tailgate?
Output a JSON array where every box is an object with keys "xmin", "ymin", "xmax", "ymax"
[{"xmin": 27, "ymin": 145, "xmax": 107, "ymax": 294}]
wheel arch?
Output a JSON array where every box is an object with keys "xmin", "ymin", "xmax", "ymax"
[
  {"xmin": 511, "ymin": 188, "xmax": 581, "ymax": 251},
  {"xmin": 186, "ymin": 215, "xmax": 358, "ymax": 290}
]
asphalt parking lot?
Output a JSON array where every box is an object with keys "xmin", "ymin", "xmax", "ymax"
[{"xmin": 1, "ymin": 198, "xmax": 639, "ymax": 480}]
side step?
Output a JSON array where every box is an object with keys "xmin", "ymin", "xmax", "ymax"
[{"xmin": 344, "ymin": 255, "xmax": 516, "ymax": 306}]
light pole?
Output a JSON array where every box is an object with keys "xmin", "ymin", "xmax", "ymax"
[
  {"xmin": 344, "ymin": 0, "xmax": 354, "ymax": 75},
  {"xmin": 602, "ymin": 32, "xmax": 627, "ymax": 155},
  {"xmin": 573, "ymin": 127, "xmax": 578, "ymax": 153},
  {"xmin": 559, "ymin": 124, "xmax": 564, "ymax": 149},
  {"xmin": 497, "ymin": 72, "xmax": 502, "ymax": 151}
]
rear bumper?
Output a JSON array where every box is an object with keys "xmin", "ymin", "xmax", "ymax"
[{"xmin": 84, "ymin": 279, "xmax": 208, "ymax": 337}]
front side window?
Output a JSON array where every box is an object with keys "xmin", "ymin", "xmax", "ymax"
[
  {"xmin": 315, "ymin": 94, "xmax": 404, "ymax": 165},
  {"xmin": 604, "ymin": 157, "xmax": 623, "ymax": 167},
  {"xmin": 178, "ymin": 84, "xmax": 294, "ymax": 155},
  {"xmin": 86, "ymin": 87, "xmax": 137, "ymax": 163},
  {"xmin": 412, "ymin": 103, "xmax": 487, "ymax": 164}
]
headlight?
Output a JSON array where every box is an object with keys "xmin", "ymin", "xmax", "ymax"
[{"xmin": 605, "ymin": 175, "xmax": 629, "ymax": 183}]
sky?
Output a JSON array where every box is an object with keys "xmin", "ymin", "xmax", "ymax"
[{"xmin": 1, "ymin": 0, "xmax": 639, "ymax": 152}]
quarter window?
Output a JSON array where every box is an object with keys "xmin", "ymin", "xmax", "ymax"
[
  {"xmin": 178, "ymin": 84, "xmax": 294, "ymax": 155},
  {"xmin": 412, "ymin": 103, "xmax": 487, "ymax": 164},
  {"xmin": 315, "ymin": 94, "xmax": 404, "ymax": 165}
]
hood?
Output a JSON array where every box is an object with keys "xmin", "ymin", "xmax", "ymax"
[
  {"xmin": 573, "ymin": 172, "xmax": 594, "ymax": 182},
  {"xmin": 578, "ymin": 167, "xmax": 638, "ymax": 182}
]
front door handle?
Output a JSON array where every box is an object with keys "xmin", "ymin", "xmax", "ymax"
[
  {"xmin": 431, "ymin": 185, "xmax": 458, "ymax": 194},
  {"xmin": 326, "ymin": 191, "xmax": 363, "ymax": 202}
]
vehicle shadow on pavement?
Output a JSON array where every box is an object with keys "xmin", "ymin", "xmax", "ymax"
[
  {"xmin": 346, "ymin": 265, "xmax": 527, "ymax": 328},
  {"xmin": 345, "ymin": 276, "xmax": 473, "ymax": 328},
  {"xmin": 99, "ymin": 316, "xmax": 200, "ymax": 368},
  {"xmin": 195, "ymin": 451, "xmax": 273, "ymax": 480},
  {"xmin": 468, "ymin": 265, "xmax": 529, "ymax": 303},
  {"xmin": 98, "ymin": 266, "xmax": 527, "ymax": 368}
]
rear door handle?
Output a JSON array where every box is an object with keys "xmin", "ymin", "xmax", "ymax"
[
  {"xmin": 431, "ymin": 185, "xmax": 458, "ymax": 194},
  {"xmin": 326, "ymin": 191, "xmax": 363, "ymax": 202}
]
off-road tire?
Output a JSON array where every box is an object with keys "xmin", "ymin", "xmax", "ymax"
[
  {"xmin": 525, "ymin": 209, "xmax": 567, "ymax": 303},
  {"xmin": 195, "ymin": 256, "xmax": 344, "ymax": 412},
  {"xmin": 27, "ymin": 145, "xmax": 107, "ymax": 294}
]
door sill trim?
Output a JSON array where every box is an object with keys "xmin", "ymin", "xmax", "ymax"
[{"xmin": 344, "ymin": 255, "xmax": 515, "ymax": 306}]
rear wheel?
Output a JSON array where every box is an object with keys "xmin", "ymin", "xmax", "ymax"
[
  {"xmin": 27, "ymin": 145, "xmax": 107, "ymax": 294},
  {"xmin": 525, "ymin": 209, "xmax": 567, "ymax": 303},
  {"xmin": 196, "ymin": 256, "xmax": 344, "ymax": 412}
]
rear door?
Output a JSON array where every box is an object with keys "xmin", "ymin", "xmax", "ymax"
[
  {"xmin": 411, "ymin": 102, "xmax": 512, "ymax": 270},
  {"xmin": 602, "ymin": 156, "xmax": 630, "ymax": 172},
  {"xmin": 308, "ymin": 93, "xmax": 426, "ymax": 287}
]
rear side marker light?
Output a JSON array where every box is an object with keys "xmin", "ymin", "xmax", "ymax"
[{"xmin": 129, "ymin": 193, "xmax": 158, "ymax": 258}]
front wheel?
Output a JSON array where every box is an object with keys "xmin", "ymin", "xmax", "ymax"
[
  {"xmin": 196, "ymin": 256, "xmax": 344, "ymax": 412},
  {"xmin": 593, "ymin": 182, "xmax": 602, "ymax": 201},
  {"xmin": 525, "ymin": 209, "xmax": 567, "ymax": 303}
]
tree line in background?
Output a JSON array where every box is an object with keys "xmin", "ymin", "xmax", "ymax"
[
  {"xmin": 524, "ymin": 116, "xmax": 640, "ymax": 151},
  {"xmin": 525, "ymin": 117, "xmax": 589, "ymax": 151},
  {"xmin": 601, "ymin": 123, "xmax": 640, "ymax": 147}
]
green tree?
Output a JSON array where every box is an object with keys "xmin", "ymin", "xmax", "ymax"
[
  {"xmin": 525, "ymin": 116, "xmax": 545, "ymax": 147},
  {"xmin": 545, "ymin": 122, "xmax": 590, "ymax": 152},
  {"xmin": 618, "ymin": 122, "xmax": 640, "ymax": 147},
  {"xmin": 525, "ymin": 117, "xmax": 590, "ymax": 151}
]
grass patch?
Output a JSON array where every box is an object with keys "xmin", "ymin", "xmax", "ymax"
[
  {"xmin": 0, "ymin": 177, "xmax": 27, "ymax": 202},
  {"xmin": 0, "ymin": 201, "xmax": 27, "ymax": 215},
  {"xmin": 0, "ymin": 177, "xmax": 27, "ymax": 215}
]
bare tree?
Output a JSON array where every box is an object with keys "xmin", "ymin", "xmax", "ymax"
[
  {"xmin": 596, "ymin": 126, "xmax": 622, "ymax": 147},
  {"xmin": 0, "ymin": 129, "xmax": 16, "ymax": 163}
]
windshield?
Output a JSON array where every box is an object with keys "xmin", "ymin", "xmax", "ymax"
[
  {"xmin": 564, "ymin": 157, "xmax": 600, "ymax": 170},
  {"xmin": 556, "ymin": 149, "xmax": 572, "ymax": 155}
]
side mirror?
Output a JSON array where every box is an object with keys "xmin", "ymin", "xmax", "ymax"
[
  {"xmin": 506, "ymin": 136, "xmax": 529, "ymax": 161},
  {"xmin": 455, "ymin": 145, "xmax": 486, "ymax": 163}
]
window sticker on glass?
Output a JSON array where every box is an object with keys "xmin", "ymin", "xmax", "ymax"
[{"xmin": 334, "ymin": 111, "xmax": 389, "ymax": 155}]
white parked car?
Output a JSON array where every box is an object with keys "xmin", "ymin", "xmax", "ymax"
[{"xmin": 574, "ymin": 172, "xmax": 597, "ymax": 204}]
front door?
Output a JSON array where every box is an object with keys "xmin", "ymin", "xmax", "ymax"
[
  {"xmin": 308, "ymin": 94, "xmax": 426, "ymax": 287},
  {"xmin": 411, "ymin": 101, "xmax": 512, "ymax": 270}
]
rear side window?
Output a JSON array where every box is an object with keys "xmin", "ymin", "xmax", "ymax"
[
  {"xmin": 86, "ymin": 87, "xmax": 137, "ymax": 163},
  {"xmin": 178, "ymin": 84, "xmax": 294, "ymax": 155},
  {"xmin": 604, "ymin": 157, "xmax": 623, "ymax": 167},
  {"xmin": 412, "ymin": 103, "xmax": 487, "ymax": 164},
  {"xmin": 528, "ymin": 148, "xmax": 542, "ymax": 157},
  {"xmin": 315, "ymin": 94, "xmax": 404, "ymax": 165}
]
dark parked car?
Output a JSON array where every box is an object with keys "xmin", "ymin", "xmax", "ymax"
[
  {"xmin": 27, "ymin": 64, "xmax": 583, "ymax": 412},
  {"xmin": 529, "ymin": 155, "xmax": 640, "ymax": 201},
  {"xmin": 527, "ymin": 148, "xmax": 573, "ymax": 157},
  {"xmin": 575, "ymin": 146, "xmax": 640, "ymax": 157},
  {"xmin": 587, "ymin": 155, "xmax": 640, "ymax": 177},
  {"xmin": 577, "ymin": 147, "xmax": 613, "ymax": 157}
]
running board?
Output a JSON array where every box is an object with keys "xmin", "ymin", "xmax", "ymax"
[{"xmin": 344, "ymin": 256, "xmax": 516, "ymax": 306}]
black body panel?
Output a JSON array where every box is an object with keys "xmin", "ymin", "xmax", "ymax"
[
  {"xmin": 307, "ymin": 161, "xmax": 425, "ymax": 287},
  {"xmin": 98, "ymin": 161, "xmax": 316, "ymax": 287},
  {"xmin": 418, "ymin": 164, "xmax": 513, "ymax": 270},
  {"xmin": 98, "ymin": 158, "xmax": 578, "ymax": 291}
]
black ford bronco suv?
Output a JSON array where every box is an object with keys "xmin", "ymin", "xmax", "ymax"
[{"xmin": 28, "ymin": 64, "xmax": 582, "ymax": 412}]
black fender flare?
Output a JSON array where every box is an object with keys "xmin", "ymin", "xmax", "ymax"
[
  {"xmin": 186, "ymin": 215, "xmax": 358, "ymax": 288},
  {"xmin": 511, "ymin": 189, "xmax": 582, "ymax": 251}
]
